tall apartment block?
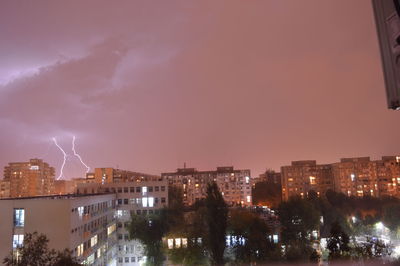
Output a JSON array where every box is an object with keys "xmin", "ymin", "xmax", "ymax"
[
  {"xmin": 0, "ymin": 193, "xmax": 117, "ymax": 266},
  {"xmin": 3, "ymin": 158, "xmax": 55, "ymax": 197},
  {"xmin": 281, "ymin": 156, "xmax": 400, "ymax": 201},
  {"xmin": 161, "ymin": 166, "xmax": 252, "ymax": 206},
  {"xmin": 76, "ymin": 173, "xmax": 168, "ymax": 266},
  {"xmin": 281, "ymin": 161, "xmax": 332, "ymax": 201}
]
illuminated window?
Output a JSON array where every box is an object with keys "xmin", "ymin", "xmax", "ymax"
[
  {"xmin": 288, "ymin": 178, "xmax": 293, "ymax": 182},
  {"xmin": 77, "ymin": 206, "xmax": 84, "ymax": 218},
  {"xmin": 14, "ymin": 209, "xmax": 24, "ymax": 227},
  {"xmin": 90, "ymin": 235, "xmax": 98, "ymax": 247},
  {"xmin": 142, "ymin": 197, "xmax": 148, "ymax": 207},
  {"xmin": 175, "ymin": 238, "xmax": 181, "ymax": 248},
  {"xmin": 107, "ymin": 224, "xmax": 116, "ymax": 236},
  {"xmin": 77, "ymin": 243, "xmax": 84, "ymax": 256},
  {"xmin": 309, "ymin": 176, "xmax": 316, "ymax": 185},
  {"xmin": 167, "ymin": 239, "xmax": 173, "ymax": 249},
  {"xmin": 142, "ymin": 187, "xmax": 147, "ymax": 196},
  {"xmin": 29, "ymin": 165, "xmax": 39, "ymax": 170},
  {"xmin": 245, "ymin": 176, "xmax": 250, "ymax": 184},
  {"xmin": 12, "ymin": 234, "xmax": 24, "ymax": 248},
  {"xmin": 246, "ymin": 195, "xmax": 251, "ymax": 203},
  {"xmin": 350, "ymin": 174, "xmax": 355, "ymax": 182},
  {"xmin": 273, "ymin": 234, "xmax": 279, "ymax": 243},
  {"xmin": 182, "ymin": 238, "xmax": 188, "ymax": 248},
  {"xmin": 148, "ymin": 197, "xmax": 154, "ymax": 207}
]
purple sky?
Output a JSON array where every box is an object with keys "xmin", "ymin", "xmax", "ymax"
[{"xmin": 0, "ymin": 0, "xmax": 399, "ymax": 179}]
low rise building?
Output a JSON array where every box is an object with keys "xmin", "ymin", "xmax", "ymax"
[{"xmin": 0, "ymin": 193, "xmax": 117, "ymax": 265}]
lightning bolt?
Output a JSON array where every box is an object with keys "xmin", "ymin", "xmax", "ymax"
[
  {"xmin": 72, "ymin": 136, "xmax": 90, "ymax": 173},
  {"xmin": 52, "ymin": 137, "xmax": 67, "ymax": 180}
]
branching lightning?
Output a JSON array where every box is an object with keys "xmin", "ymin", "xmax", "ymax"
[
  {"xmin": 72, "ymin": 136, "xmax": 90, "ymax": 173},
  {"xmin": 52, "ymin": 137, "xmax": 67, "ymax": 180}
]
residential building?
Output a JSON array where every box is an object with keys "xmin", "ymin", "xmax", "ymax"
[
  {"xmin": 0, "ymin": 193, "xmax": 117, "ymax": 265},
  {"xmin": 281, "ymin": 156, "xmax": 400, "ymax": 201},
  {"xmin": 87, "ymin": 168, "xmax": 161, "ymax": 184},
  {"xmin": 0, "ymin": 179, "xmax": 10, "ymax": 198},
  {"xmin": 3, "ymin": 158, "xmax": 55, "ymax": 197},
  {"xmin": 76, "ymin": 177, "xmax": 168, "ymax": 265},
  {"xmin": 161, "ymin": 166, "xmax": 252, "ymax": 206},
  {"xmin": 281, "ymin": 161, "xmax": 332, "ymax": 201}
]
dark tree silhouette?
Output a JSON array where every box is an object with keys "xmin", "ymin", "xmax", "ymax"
[
  {"xmin": 204, "ymin": 182, "xmax": 228, "ymax": 265},
  {"xmin": 3, "ymin": 232, "xmax": 80, "ymax": 266}
]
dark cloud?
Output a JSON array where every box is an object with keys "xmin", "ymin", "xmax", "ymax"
[{"xmin": 0, "ymin": 0, "xmax": 399, "ymax": 179}]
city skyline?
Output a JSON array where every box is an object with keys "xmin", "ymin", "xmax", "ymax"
[{"xmin": 1, "ymin": 1, "xmax": 400, "ymax": 179}]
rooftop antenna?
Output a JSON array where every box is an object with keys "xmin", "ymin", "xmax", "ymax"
[{"xmin": 184, "ymin": 162, "xmax": 186, "ymax": 169}]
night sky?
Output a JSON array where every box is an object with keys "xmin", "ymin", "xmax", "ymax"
[{"xmin": 0, "ymin": 1, "xmax": 398, "ymax": 179}]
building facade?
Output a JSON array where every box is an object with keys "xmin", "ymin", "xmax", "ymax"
[
  {"xmin": 0, "ymin": 193, "xmax": 117, "ymax": 265},
  {"xmin": 281, "ymin": 161, "xmax": 332, "ymax": 201},
  {"xmin": 281, "ymin": 156, "xmax": 400, "ymax": 201},
  {"xmin": 88, "ymin": 168, "xmax": 161, "ymax": 184},
  {"xmin": 3, "ymin": 158, "xmax": 55, "ymax": 198},
  {"xmin": 76, "ymin": 178, "xmax": 168, "ymax": 266},
  {"xmin": 161, "ymin": 166, "xmax": 252, "ymax": 206},
  {"xmin": 0, "ymin": 179, "xmax": 10, "ymax": 198}
]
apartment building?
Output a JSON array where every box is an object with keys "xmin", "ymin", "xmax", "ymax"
[
  {"xmin": 281, "ymin": 156, "xmax": 400, "ymax": 201},
  {"xmin": 0, "ymin": 193, "xmax": 117, "ymax": 266},
  {"xmin": 161, "ymin": 166, "xmax": 252, "ymax": 206},
  {"xmin": 3, "ymin": 158, "xmax": 55, "ymax": 197},
  {"xmin": 76, "ymin": 178, "xmax": 168, "ymax": 266},
  {"xmin": 87, "ymin": 168, "xmax": 160, "ymax": 184},
  {"xmin": 281, "ymin": 161, "xmax": 332, "ymax": 201},
  {"xmin": 0, "ymin": 179, "xmax": 10, "ymax": 198}
]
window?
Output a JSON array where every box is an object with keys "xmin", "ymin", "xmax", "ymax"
[
  {"xmin": 155, "ymin": 186, "xmax": 159, "ymax": 192},
  {"xmin": 142, "ymin": 186, "xmax": 147, "ymax": 196},
  {"xmin": 161, "ymin": 186, "xmax": 165, "ymax": 192},
  {"xmin": 118, "ymin": 187, "xmax": 122, "ymax": 193},
  {"xmin": 148, "ymin": 197, "xmax": 154, "ymax": 207},
  {"xmin": 124, "ymin": 187, "xmax": 128, "ymax": 193},
  {"xmin": 12, "ymin": 234, "xmax": 24, "ymax": 248},
  {"xmin": 161, "ymin": 197, "xmax": 166, "ymax": 203},
  {"xmin": 118, "ymin": 257, "xmax": 123, "ymax": 263},
  {"xmin": 90, "ymin": 235, "xmax": 98, "ymax": 247},
  {"xmin": 124, "ymin": 199, "xmax": 128, "ymax": 205},
  {"xmin": 131, "ymin": 257, "xmax": 136, "ymax": 262},
  {"xmin": 125, "ymin": 257, "xmax": 129, "ymax": 263},
  {"xmin": 117, "ymin": 199, "xmax": 122, "ymax": 205},
  {"xmin": 130, "ymin": 187, "xmax": 135, "ymax": 193},
  {"xmin": 14, "ymin": 209, "xmax": 25, "ymax": 227},
  {"xmin": 148, "ymin": 186, "xmax": 153, "ymax": 192},
  {"xmin": 136, "ymin": 187, "xmax": 141, "ymax": 193},
  {"xmin": 142, "ymin": 197, "xmax": 148, "ymax": 207},
  {"xmin": 77, "ymin": 243, "xmax": 84, "ymax": 256}
]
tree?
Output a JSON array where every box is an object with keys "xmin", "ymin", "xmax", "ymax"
[
  {"xmin": 129, "ymin": 212, "xmax": 168, "ymax": 266},
  {"xmin": 327, "ymin": 221, "xmax": 350, "ymax": 261},
  {"xmin": 228, "ymin": 209, "xmax": 275, "ymax": 263},
  {"xmin": 204, "ymin": 182, "xmax": 228, "ymax": 265},
  {"xmin": 382, "ymin": 203, "xmax": 400, "ymax": 232},
  {"xmin": 278, "ymin": 196, "xmax": 320, "ymax": 243},
  {"xmin": 3, "ymin": 232, "xmax": 80, "ymax": 266}
]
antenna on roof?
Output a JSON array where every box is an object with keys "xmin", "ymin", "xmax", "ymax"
[{"xmin": 184, "ymin": 162, "xmax": 186, "ymax": 169}]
